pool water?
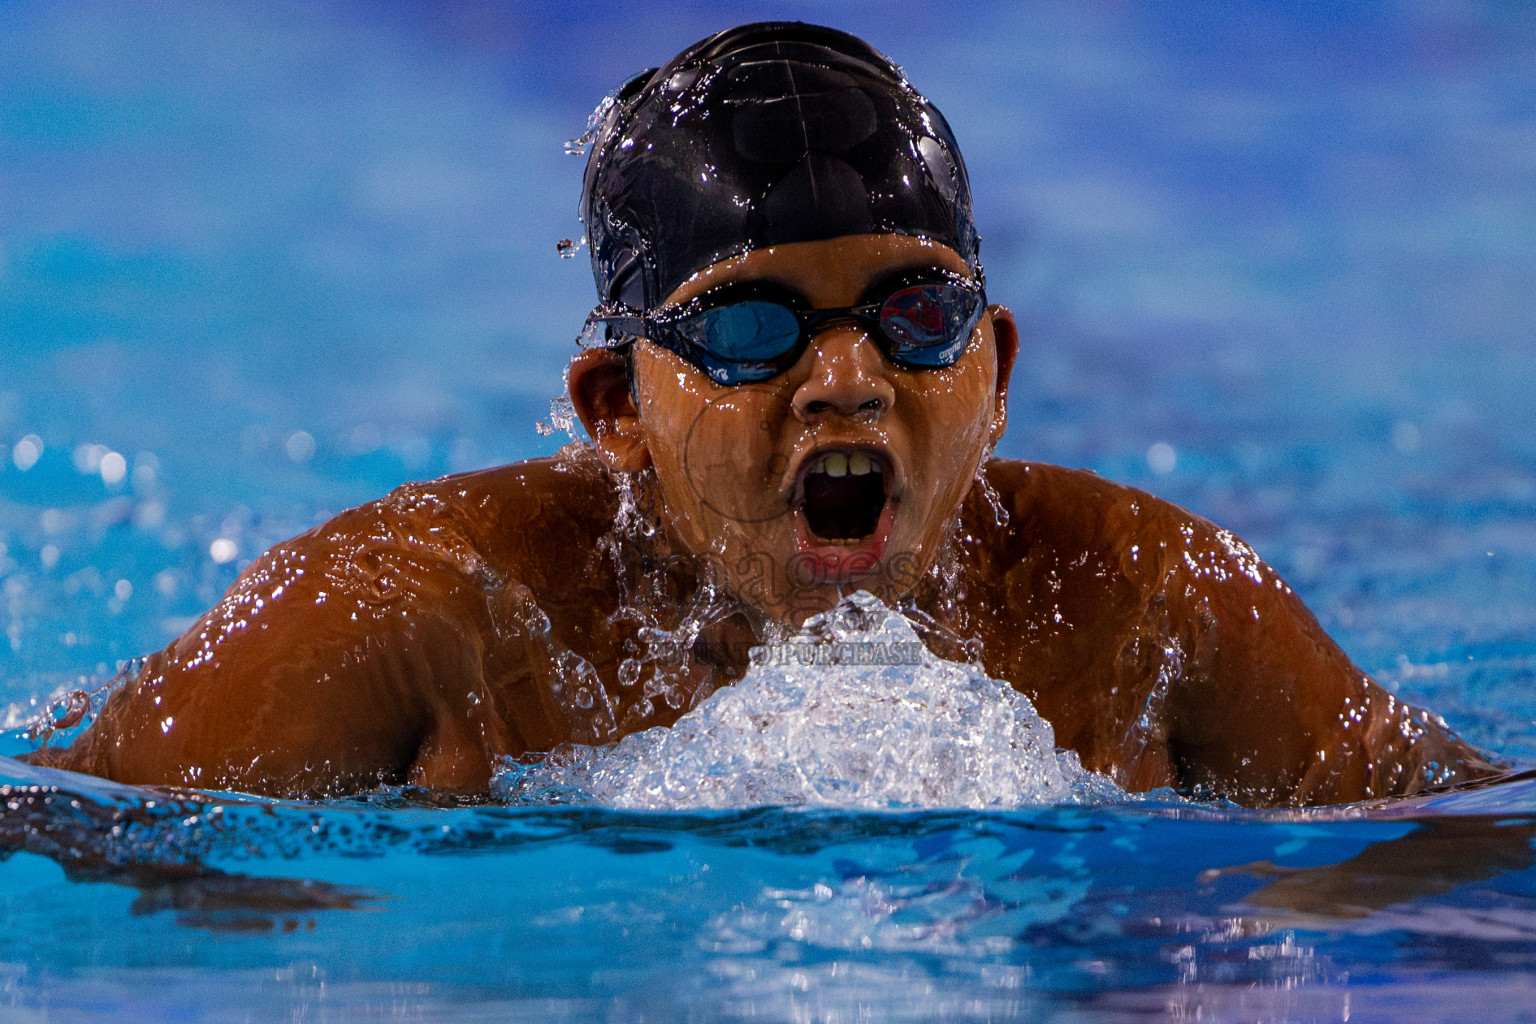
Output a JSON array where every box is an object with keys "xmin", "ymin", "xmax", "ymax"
[
  {"xmin": 5, "ymin": 759, "xmax": 1536, "ymax": 1021},
  {"xmin": 4, "ymin": 1, "xmax": 1536, "ymax": 1020}
]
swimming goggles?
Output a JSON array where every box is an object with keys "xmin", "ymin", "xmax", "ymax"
[{"xmin": 579, "ymin": 270, "xmax": 987, "ymax": 385}]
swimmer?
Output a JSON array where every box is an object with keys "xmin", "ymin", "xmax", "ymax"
[{"xmin": 23, "ymin": 22, "xmax": 1504, "ymax": 804}]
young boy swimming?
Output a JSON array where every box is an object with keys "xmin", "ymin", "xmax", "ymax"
[{"xmin": 25, "ymin": 22, "xmax": 1502, "ymax": 805}]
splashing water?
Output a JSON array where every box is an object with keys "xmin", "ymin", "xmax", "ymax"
[
  {"xmin": 9, "ymin": 659, "xmax": 137, "ymax": 753},
  {"xmin": 534, "ymin": 393, "xmax": 578, "ymax": 439},
  {"xmin": 493, "ymin": 592, "xmax": 1134, "ymax": 810},
  {"xmin": 564, "ymin": 83, "xmax": 623, "ymax": 156},
  {"xmin": 974, "ymin": 444, "xmax": 1010, "ymax": 528}
]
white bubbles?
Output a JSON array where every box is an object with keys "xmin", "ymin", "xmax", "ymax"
[
  {"xmin": 154, "ymin": 569, "xmax": 179, "ymax": 596},
  {"xmin": 1392, "ymin": 420, "xmax": 1422, "ymax": 455},
  {"xmin": 285, "ymin": 430, "xmax": 316, "ymax": 463},
  {"xmin": 345, "ymin": 422, "xmax": 382, "ymax": 454},
  {"xmin": 12, "ymin": 434, "xmax": 42, "ymax": 472},
  {"xmin": 39, "ymin": 544, "xmax": 60, "ymax": 570},
  {"xmin": 1147, "ymin": 441, "xmax": 1177, "ymax": 475},
  {"xmin": 98, "ymin": 451, "xmax": 127, "ymax": 486},
  {"xmin": 131, "ymin": 500, "xmax": 166, "ymax": 530},
  {"xmin": 73, "ymin": 443, "xmax": 107, "ymax": 474},
  {"xmin": 108, "ymin": 578, "xmax": 133, "ymax": 615},
  {"xmin": 209, "ymin": 538, "xmax": 239, "ymax": 564},
  {"xmin": 496, "ymin": 593, "xmax": 1133, "ymax": 811},
  {"xmin": 69, "ymin": 443, "xmax": 127, "ymax": 484},
  {"xmin": 131, "ymin": 452, "xmax": 159, "ymax": 492}
]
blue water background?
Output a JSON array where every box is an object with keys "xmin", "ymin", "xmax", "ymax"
[{"xmin": 3, "ymin": 1, "xmax": 1536, "ymax": 1019}]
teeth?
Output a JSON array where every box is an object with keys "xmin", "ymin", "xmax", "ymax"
[{"xmin": 810, "ymin": 451, "xmax": 882, "ymax": 477}]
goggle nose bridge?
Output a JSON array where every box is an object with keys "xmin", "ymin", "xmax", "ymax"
[{"xmin": 799, "ymin": 308, "xmax": 880, "ymax": 339}]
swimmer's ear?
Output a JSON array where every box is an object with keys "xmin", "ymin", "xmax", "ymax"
[
  {"xmin": 984, "ymin": 305, "xmax": 1020, "ymax": 444},
  {"xmin": 569, "ymin": 348, "xmax": 652, "ymax": 473}
]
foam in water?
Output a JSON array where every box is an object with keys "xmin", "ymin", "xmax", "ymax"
[{"xmin": 493, "ymin": 592, "xmax": 1132, "ymax": 810}]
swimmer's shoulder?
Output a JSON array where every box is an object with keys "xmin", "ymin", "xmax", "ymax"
[
  {"xmin": 978, "ymin": 458, "xmax": 1201, "ymax": 557},
  {"xmin": 975, "ymin": 457, "xmax": 1272, "ymax": 612},
  {"xmin": 389, "ymin": 443, "xmax": 616, "ymax": 547},
  {"xmin": 328, "ymin": 444, "xmax": 620, "ymax": 597}
]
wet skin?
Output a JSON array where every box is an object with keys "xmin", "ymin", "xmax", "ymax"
[
  {"xmin": 576, "ymin": 234, "xmax": 1007, "ymax": 622},
  {"xmin": 26, "ymin": 235, "xmax": 1503, "ymax": 804}
]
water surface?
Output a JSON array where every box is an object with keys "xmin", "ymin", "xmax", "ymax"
[{"xmin": 3, "ymin": 2, "xmax": 1535, "ymax": 1020}]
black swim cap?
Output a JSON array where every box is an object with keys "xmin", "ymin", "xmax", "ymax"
[{"xmin": 579, "ymin": 22, "xmax": 980, "ymax": 312}]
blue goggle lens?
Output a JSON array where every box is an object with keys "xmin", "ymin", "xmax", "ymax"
[
  {"xmin": 684, "ymin": 301, "xmax": 803, "ymax": 363},
  {"xmin": 608, "ymin": 277, "xmax": 985, "ymax": 385}
]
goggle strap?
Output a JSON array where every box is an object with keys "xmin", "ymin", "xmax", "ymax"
[{"xmin": 578, "ymin": 310, "xmax": 648, "ymax": 349}]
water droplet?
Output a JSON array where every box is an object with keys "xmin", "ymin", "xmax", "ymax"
[
  {"xmin": 565, "ymin": 85, "xmax": 623, "ymax": 156},
  {"xmin": 1147, "ymin": 442, "xmax": 1176, "ymax": 476},
  {"xmin": 536, "ymin": 395, "xmax": 578, "ymax": 441},
  {"xmin": 11, "ymin": 434, "xmax": 43, "ymax": 472},
  {"xmin": 99, "ymin": 451, "xmax": 127, "ymax": 485},
  {"xmin": 285, "ymin": 431, "xmax": 316, "ymax": 463},
  {"xmin": 973, "ymin": 449, "xmax": 1009, "ymax": 527}
]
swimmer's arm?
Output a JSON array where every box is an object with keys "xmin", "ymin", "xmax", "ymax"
[
  {"xmin": 27, "ymin": 505, "xmax": 508, "ymax": 796},
  {"xmin": 1161, "ymin": 520, "xmax": 1503, "ymax": 806}
]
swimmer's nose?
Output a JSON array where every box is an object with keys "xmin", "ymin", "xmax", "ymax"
[{"xmin": 790, "ymin": 324, "xmax": 896, "ymax": 423}]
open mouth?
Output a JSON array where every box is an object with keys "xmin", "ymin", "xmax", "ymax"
[{"xmin": 798, "ymin": 449, "xmax": 889, "ymax": 541}]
